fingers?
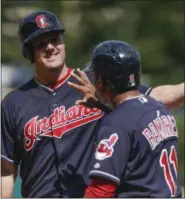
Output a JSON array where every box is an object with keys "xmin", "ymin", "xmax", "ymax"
[
  {"xmin": 70, "ymin": 71, "xmax": 86, "ymax": 85},
  {"xmin": 75, "ymin": 98, "xmax": 87, "ymax": 105},
  {"xmin": 76, "ymin": 68, "xmax": 91, "ymax": 84},
  {"xmin": 67, "ymin": 81, "xmax": 85, "ymax": 91}
]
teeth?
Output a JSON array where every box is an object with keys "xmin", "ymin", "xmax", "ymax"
[{"xmin": 49, "ymin": 55, "xmax": 55, "ymax": 58}]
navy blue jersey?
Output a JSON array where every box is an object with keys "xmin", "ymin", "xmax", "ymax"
[
  {"xmin": 138, "ymin": 85, "xmax": 152, "ymax": 96},
  {"xmin": 1, "ymin": 69, "xmax": 104, "ymax": 198},
  {"xmin": 89, "ymin": 95, "xmax": 181, "ymax": 198},
  {"xmin": 1, "ymin": 67, "xmax": 152, "ymax": 197}
]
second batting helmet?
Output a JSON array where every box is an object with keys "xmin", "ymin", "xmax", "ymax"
[
  {"xmin": 19, "ymin": 10, "xmax": 65, "ymax": 63},
  {"xmin": 91, "ymin": 40, "xmax": 141, "ymax": 93}
]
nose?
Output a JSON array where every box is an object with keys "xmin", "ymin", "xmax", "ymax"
[
  {"xmin": 45, "ymin": 43, "xmax": 55, "ymax": 54},
  {"xmin": 46, "ymin": 42, "xmax": 55, "ymax": 50}
]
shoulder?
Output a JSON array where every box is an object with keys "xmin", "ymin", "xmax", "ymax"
[
  {"xmin": 96, "ymin": 122, "xmax": 130, "ymax": 144},
  {"xmin": 100, "ymin": 107, "xmax": 129, "ymax": 131},
  {"xmin": 102, "ymin": 95, "xmax": 164, "ymax": 129},
  {"xmin": 2, "ymin": 78, "xmax": 35, "ymax": 108},
  {"xmin": 138, "ymin": 85, "xmax": 153, "ymax": 95}
]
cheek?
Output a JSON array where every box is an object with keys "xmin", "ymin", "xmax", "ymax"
[
  {"xmin": 61, "ymin": 48, "xmax": 65, "ymax": 58},
  {"xmin": 34, "ymin": 50, "xmax": 42, "ymax": 63},
  {"xmin": 95, "ymin": 87, "xmax": 108, "ymax": 102},
  {"xmin": 58, "ymin": 45, "xmax": 65, "ymax": 54},
  {"xmin": 34, "ymin": 47, "xmax": 43, "ymax": 57}
]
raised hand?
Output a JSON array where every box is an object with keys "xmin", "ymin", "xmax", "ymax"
[{"xmin": 67, "ymin": 68, "xmax": 98, "ymax": 106}]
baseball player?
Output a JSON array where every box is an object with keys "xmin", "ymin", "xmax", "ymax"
[
  {"xmin": 1, "ymin": 10, "xmax": 105, "ymax": 198},
  {"xmin": 81, "ymin": 40, "xmax": 181, "ymax": 197},
  {"xmin": 1, "ymin": 10, "xmax": 184, "ymax": 198}
]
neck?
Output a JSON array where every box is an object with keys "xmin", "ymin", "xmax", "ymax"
[
  {"xmin": 111, "ymin": 90, "xmax": 142, "ymax": 107},
  {"xmin": 35, "ymin": 64, "xmax": 68, "ymax": 86}
]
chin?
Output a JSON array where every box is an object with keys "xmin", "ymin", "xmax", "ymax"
[{"xmin": 45, "ymin": 60, "xmax": 64, "ymax": 70}]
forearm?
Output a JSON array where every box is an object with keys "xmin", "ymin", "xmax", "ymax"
[
  {"xmin": 1, "ymin": 159, "xmax": 18, "ymax": 198},
  {"xmin": 150, "ymin": 83, "xmax": 184, "ymax": 109},
  {"xmin": 1, "ymin": 175, "xmax": 15, "ymax": 198}
]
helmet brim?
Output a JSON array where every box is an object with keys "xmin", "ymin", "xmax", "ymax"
[{"xmin": 24, "ymin": 27, "xmax": 65, "ymax": 44}]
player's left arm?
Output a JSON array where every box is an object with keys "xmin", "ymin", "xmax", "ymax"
[
  {"xmin": 149, "ymin": 83, "xmax": 184, "ymax": 109},
  {"xmin": 83, "ymin": 125, "xmax": 131, "ymax": 198}
]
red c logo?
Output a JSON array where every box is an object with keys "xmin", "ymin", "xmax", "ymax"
[{"xmin": 35, "ymin": 15, "xmax": 48, "ymax": 28}]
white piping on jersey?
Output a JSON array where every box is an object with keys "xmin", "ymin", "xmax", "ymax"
[
  {"xmin": 1, "ymin": 155, "xmax": 18, "ymax": 164},
  {"xmin": 145, "ymin": 87, "xmax": 152, "ymax": 95},
  {"xmin": 34, "ymin": 78, "xmax": 54, "ymax": 92},
  {"xmin": 34, "ymin": 69, "xmax": 74, "ymax": 92},
  {"xmin": 89, "ymin": 170, "xmax": 120, "ymax": 184},
  {"xmin": 118, "ymin": 94, "xmax": 145, "ymax": 105},
  {"xmin": 119, "ymin": 87, "xmax": 152, "ymax": 105}
]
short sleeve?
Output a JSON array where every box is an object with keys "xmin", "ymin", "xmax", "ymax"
[
  {"xmin": 138, "ymin": 85, "xmax": 152, "ymax": 95},
  {"xmin": 1, "ymin": 98, "xmax": 22, "ymax": 164},
  {"xmin": 89, "ymin": 125, "xmax": 130, "ymax": 185}
]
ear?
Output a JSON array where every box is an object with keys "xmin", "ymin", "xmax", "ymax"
[{"xmin": 96, "ymin": 76, "xmax": 104, "ymax": 90}]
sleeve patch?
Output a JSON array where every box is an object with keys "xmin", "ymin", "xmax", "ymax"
[{"xmin": 95, "ymin": 133, "xmax": 118, "ymax": 160}]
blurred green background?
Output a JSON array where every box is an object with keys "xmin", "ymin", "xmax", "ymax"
[{"xmin": 2, "ymin": 0, "xmax": 184, "ymax": 197}]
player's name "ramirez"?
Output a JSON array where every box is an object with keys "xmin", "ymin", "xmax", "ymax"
[{"xmin": 142, "ymin": 114, "xmax": 178, "ymax": 150}]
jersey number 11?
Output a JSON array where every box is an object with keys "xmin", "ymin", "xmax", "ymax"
[{"xmin": 160, "ymin": 145, "xmax": 178, "ymax": 197}]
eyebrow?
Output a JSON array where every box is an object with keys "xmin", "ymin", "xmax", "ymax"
[{"xmin": 33, "ymin": 33, "xmax": 59, "ymax": 42}]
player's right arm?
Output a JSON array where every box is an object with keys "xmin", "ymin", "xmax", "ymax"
[
  {"xmin": 68, "ymin": 68, "xmax": 184, "ymax": 110},
  {"xmin": 1, "ymin": 94, "xmax": 22, "ymax": 198},
  {"xmin": 1, "ymin": 160, "xmax": 18, "ymax": 198},
  {"xmin": 149, "ymin": 83, "xmax": 184, "ymax": 109}
]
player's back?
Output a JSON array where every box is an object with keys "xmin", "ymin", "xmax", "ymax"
[{"xmin": 105, "ymin": 95, "xmax": 182, "ymax": 198}]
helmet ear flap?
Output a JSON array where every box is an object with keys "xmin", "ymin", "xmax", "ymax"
[{"xmin": 22, "ymin": 43, "xmax": 34, "ymax": 64}]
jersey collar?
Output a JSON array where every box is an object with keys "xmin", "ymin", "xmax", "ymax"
[{"xmin": 34, "ymin": 68, "xmax": 73, "ymax": 92}]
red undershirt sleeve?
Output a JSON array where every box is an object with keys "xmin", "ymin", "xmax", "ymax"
[{"xmin": 85, "ymin": 178, "xmax": 118, "ymax": 198}]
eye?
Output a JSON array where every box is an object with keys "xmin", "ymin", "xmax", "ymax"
[
  {"xmin": 38, "ymin": 41, "xmax": 46, "ymax": 48},
  {"xmin": 50, "ymin": 36, "xmax": 58, "ymax": 43},
  {"xmin": 32, "ymin": 40, "xmax": 46, "ymax": 49},
  {"xmin": 32, "ymin": 35, "xmax": 61, "ymax": 49}
]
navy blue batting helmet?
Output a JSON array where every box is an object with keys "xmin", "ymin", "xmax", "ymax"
[
  {"xmin": 91, "ymin": 40, "xmax": 141, "ymax": 93},
  {"xmin": 19, "ymin": 10, "xmax": 65, "ymax": 63}
]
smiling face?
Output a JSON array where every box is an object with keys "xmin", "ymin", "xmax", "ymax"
[{"xmin": 31, "ymin": 31, "xmax": 65, "ymax": 71}]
